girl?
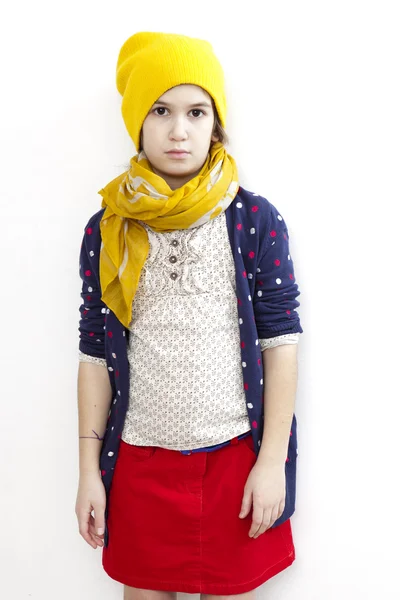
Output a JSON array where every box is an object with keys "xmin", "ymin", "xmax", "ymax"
[{"xmin": 75, "ymin": 31, "xmax": 303, "ymax": 600}]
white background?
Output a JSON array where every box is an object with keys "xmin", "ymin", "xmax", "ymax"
[{"xmin": 1, "ymin": 1, "xmax": 399, "ymax": 599}]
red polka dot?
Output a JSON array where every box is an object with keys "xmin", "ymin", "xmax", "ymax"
[
  {"xmin": 236, "ymin": 223, "xmax": 242, "ymax": 230},
  {"xmin": 274, "ymin": 259, "xmax": 280, "ymax": 266},
  {"xmin": 242, "ymin": 270, "xmax": 247, "ymax": 278},
  {"xmin": 256, "ymin": 280, "xmax": 263, "ymax": 286},
  {"xmin": 89, "ymin": 332, "xmax": 94, "ymax": 337},
  {"xmin": 101, "ymin": 470, "xmax": 106, "ymax": 476},
  {"xmin": 252, "ymin": 420, "xmax": 258, "ymax": 428},
  {"xmin": 283, "ymin": 233, "xmax": 287, "ymax": 240},
  {"xmin": 286, "ymin": 457, "xmax": 290, "ymax": 462},
  {"xmin": 118, "ymin": 434, "xmax": 121, "ymax": 439},
  {"xmin": 257, "ymin": 358, "xmax": 261, "ymax": 365},
  {"xmin": 251, "ymin": 205, "xmax": 259, "ymax": 212},
  {"xmin": 83, "ymin": 310, "xmax": 88, "ymax": 316},
  {"xmin": 85, "ymin": 269, "xmax": 91, "ymax": 277},
  {"xmin": 86, "ymin": 227, "xmax": 93, "ymax": 235},
  {"xmin": 237, "ymin": 297, "xmax": 242, "ymax": 306},
  {"xmin": 270, "ymin": 230, "xmax": 276, "ymax": 238},
  {"xmin": 286, "ymin": 310, "xmax": 291, "ymax": 315},
  {"xmin": 86, "ymin": 295, "xmax": 92, "ymax": 301},
  {"xmin": 289, "ymin": 273, "xmax": 294, "ymax": 279},
  {"xmin": 290, "ymin": 431, "xmax": 292, "ymax": 436},
  {"xmin": 107, "ymin": 331, "xmax": 113, "ymax": 338},
  {"xmin": 115, "ymin": 370, "xmax": 119, "ymax": 377},
  {"xmin": 241, "ymin": 341, "xmax": 245, "ymax": 348},
  {"xmin": 248, "ymin": 251, "xmax": 255, "ymax": 259}
]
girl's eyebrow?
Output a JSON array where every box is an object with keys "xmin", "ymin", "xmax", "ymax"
[{"xmin": 153, "ymin": 100, "xmax": 212, "ymax": 108}]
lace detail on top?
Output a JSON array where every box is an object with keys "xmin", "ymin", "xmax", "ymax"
[
  {"xmin": 78, "ymin": 350, "xmax": 107, "ymax": 367},
  {"xmin": 259, "ymin": 332, "xmax": 300, "ymax": 350},
  {"xmin": 136, "ymin": 220, "xmax": 209, "ymax": 296}
]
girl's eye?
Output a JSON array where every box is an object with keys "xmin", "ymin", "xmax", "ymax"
[
  {"xmin": 190, "ymin": 109, "xmax": 204, "ymax": 118},
  {"xmin": 153, "ymin": 107, "xmax": 205, "ymax": 117}
]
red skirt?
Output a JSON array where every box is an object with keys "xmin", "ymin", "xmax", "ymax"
[{"xmin": 102, "ymin": 433, "xmax": 295, "ymax": 594}]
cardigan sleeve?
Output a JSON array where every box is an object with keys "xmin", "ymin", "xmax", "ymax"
[
  {"xmin": 78, "ymin": 216, "xmax": 107, "ymax": 359},
  {"xmin": 253, "ymin": 201, "xmax": 303, "ymax": 339}
]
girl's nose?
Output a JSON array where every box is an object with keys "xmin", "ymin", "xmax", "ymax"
[{"xmin": 169, "ymin": 117, "xmax": 188, "ymax": 140}]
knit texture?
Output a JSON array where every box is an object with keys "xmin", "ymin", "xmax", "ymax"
[{"xmin": 116, "ymin": 32, "xmax": 227, "ymax": 150}]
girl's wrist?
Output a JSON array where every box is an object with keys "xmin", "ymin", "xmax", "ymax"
[
  {"xmin": 79, "ymin": 467, "xmax": 102, "ymax": 479},
  {"xmin": 79, "ymin": 431, "xmax": 104, "ymax": 474},
  {"xmin": 79, "ymin": 429, "xmax": 104, "ymax": 441}
]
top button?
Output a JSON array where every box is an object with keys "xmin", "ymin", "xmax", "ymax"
[{"xmin": 171, "ymin": 239, "xmax": 179, "ymax": 247}]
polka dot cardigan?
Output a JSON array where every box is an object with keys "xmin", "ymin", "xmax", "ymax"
[{"xmin": 78, "ymin": 185, "xmax": 303, "ymax": 547}]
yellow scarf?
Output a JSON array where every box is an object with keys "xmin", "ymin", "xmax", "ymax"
[{"xmin": 98, "ymin": 142, "xmax": 239, "ymax": 328}]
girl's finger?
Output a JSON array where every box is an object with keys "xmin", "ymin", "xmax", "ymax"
[
  {"xmin": 249, "ymin": 505, "xmax": 264, "ymax": 537},
  {"xmin": 265, "ymin": 505, "xmax": 280, "ymax": 531},
  {"xmin": 78, "ymin": 512, "xmax": 98, "ymax": 549},
  {"xmin": 89, "ymin": 515, "xmax": 104, "ymax": 546},
  {"xmin": 253, "ymin": 508, "xmax": 272, "ymax": 538}
]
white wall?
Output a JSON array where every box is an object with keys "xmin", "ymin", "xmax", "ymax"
[{"xmin": 1, "ymin": 1, "xmax": 399, "ymax": 599}]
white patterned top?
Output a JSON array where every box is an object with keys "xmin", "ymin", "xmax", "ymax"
[{"xmin": 79, "ymin": 211, "xmax": 299, "ymax": 450}]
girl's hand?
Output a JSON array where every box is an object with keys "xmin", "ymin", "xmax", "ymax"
[
  {"xmin": 239, "ymin": 461, "xmax": 286, "ymax": 538},
  {"xmin": 75, "ymin": 471, "xmax": 106, "ymax": 549}
]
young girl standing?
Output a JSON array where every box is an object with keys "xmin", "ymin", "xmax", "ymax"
[{"xmin": 75, "ymin": 31, "xmax": 303, "ymax": 600}]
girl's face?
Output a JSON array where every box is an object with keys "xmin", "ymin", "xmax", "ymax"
[{"xmin": 140, "ymin": 84, "xmax": 219, "ymax": 190}]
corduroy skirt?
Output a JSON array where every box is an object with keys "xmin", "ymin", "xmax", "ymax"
[{"xmin": 102, "ymin": 433, "xmax": 295, "ymax": 594}]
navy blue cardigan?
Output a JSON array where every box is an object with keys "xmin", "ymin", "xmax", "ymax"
[{"xmin": 78, "ymin": 185, "xmax": 303, "ymax": 547}]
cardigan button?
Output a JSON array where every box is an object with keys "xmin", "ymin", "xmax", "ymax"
[
  {"xmin": 170, "ymin": 272, "xmax": 178, "ymax": 280},
  {"xmin": 169, "ymin": 255, "xmax": 177, "ymax": 263},
  {"xmin": 171, "ymin": 239, "xmax": 179, "ymax": 247}
]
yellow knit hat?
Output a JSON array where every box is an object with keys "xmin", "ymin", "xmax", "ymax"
[{"xmin": 116, "ymin": 31, "xmax": 227, "ymax": 150}]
